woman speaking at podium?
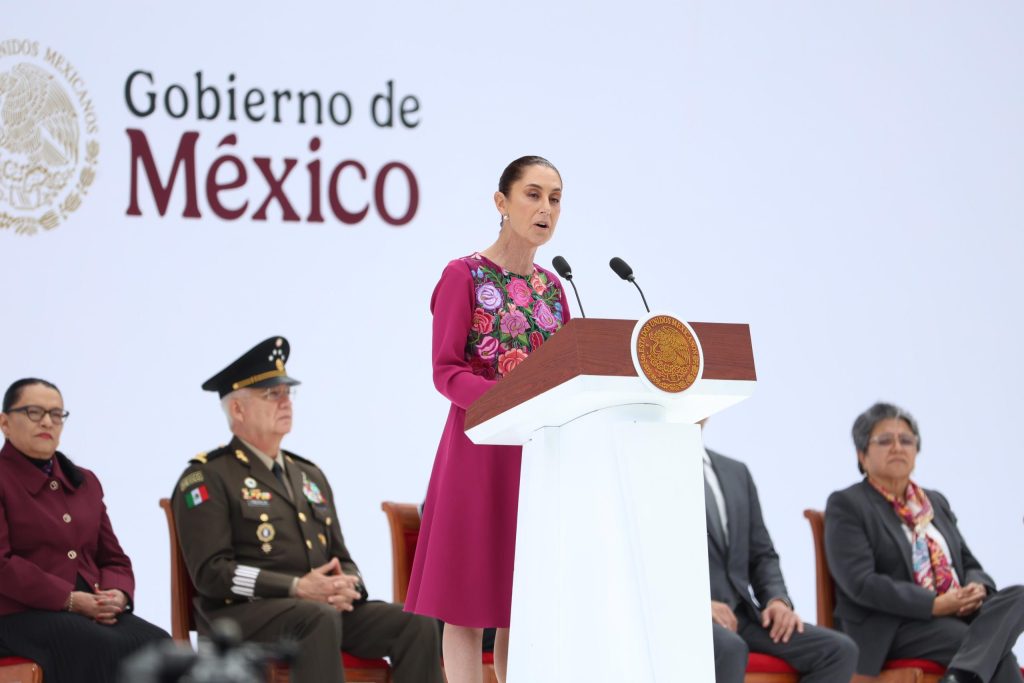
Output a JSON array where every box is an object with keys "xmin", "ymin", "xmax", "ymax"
[
  {"xmin": 406, "ymin": 156, "xmax": 571, "ymax": 683},
  {"xmin": 0, "ymin": 378, "xmax": 169, "ymax": 682}
]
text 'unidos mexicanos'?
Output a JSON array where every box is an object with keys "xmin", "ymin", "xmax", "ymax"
[{"xmin": 125, "ymin": 131, "xmax": 419, "ymax": 226}]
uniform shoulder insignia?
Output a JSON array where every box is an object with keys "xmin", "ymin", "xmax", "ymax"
[
  {"xmin": 283, "ymin": 450, "xmax": 316, "ymax": 467},
  {"xmin": 178, "ymin": 470, "xmax": 205, "ymax": 492},
  {"xmin": 191, "ymin": 444, "xmax": 229, "ymax": 465}
]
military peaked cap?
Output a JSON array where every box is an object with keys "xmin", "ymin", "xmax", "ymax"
[{"xmin": 202, "ymin": 336, "xmax": 301, "ymax": 398}]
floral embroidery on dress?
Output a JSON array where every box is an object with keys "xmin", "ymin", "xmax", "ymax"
[{"xmin": 465, "ymin": 253, "xmax": 564, "ymax": 379}]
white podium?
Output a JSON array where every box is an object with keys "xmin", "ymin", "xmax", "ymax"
[{"xmin": 465, "ymin": 316, "xmax": 756, "ymax": 683}]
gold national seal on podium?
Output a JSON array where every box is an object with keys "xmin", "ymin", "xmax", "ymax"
[{"xmin": 634, "ymin": 315, "xmax": 701, "ymax": 393}]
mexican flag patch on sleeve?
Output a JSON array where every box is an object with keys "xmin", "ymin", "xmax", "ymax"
[{"xmin": 186, "ymin": 485, "xmax": 210, "ymax": 508}]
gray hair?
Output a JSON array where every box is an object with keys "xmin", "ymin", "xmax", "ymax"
[
  {"xmin": 221, "ymin": 390, "xmax": 244, "ymax": 429},
  {"xmin": 851, "ymin": 402, "xmax": 921, "ymax": 474}
]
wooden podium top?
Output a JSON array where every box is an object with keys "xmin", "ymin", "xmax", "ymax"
[{"xmin": 465, "ymin": 318, "xmax": 755, "ymax": 431}]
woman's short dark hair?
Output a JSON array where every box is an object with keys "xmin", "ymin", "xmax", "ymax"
[
  {"xmin": 851, "ymin": 401, "xmax": 921, "ymax": 474},
  {"xmin": 3, "ymin": 378, "xmax": 61, "ymax": 413},
  {"xmin": 498, "ymin": 156, "xmax": 561, "ymax": 197}
]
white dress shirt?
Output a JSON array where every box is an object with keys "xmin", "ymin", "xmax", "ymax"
[{"xmin": 703, "ymin": 450, "xmax": 729, "ymax": 544}]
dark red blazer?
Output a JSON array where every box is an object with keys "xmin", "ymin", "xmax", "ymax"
[{"xmin": 0, "ymin": 440, "xmax": 135, "ymax": 616}]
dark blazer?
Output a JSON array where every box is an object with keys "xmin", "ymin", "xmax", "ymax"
[
  {"xmin": 0, "ymin": 440, "xmax": 135, "ymax": 616},
  {"xmin": 706, "ymin": 449, "xmax": 791, "ymax": 618},
  {"xmin": 172, "ymin": 437, "xmax": 364, "ymax": 623},
  {"xmin": 824, "ymin": 479, "xmax": 995, "ymax": 674}
]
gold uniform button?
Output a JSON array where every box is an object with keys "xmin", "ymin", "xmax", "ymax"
[
  {"xmin": 49, "ymin": 481, "xmax": 60, "ymax": 490},
  {"xmin": 67, "ymin": 550, "xmax": 77, "ymax": 560},
  {"xmin": 62, "ymin": 513, "xmax": 72, "ymax": 523},
  {"xmin": 325, "ymin": 517, "xmax": 332, "ymax": 526},
  {"xmin": 259, "ymin": 514, "xmax": 269, "ymax": 522},
  {"xmin": 305, "ymin": 539, "xmax": 313, "ymax": 549},
  {"xmin": 298, "ymin": 512, "xmax": 307, "ymax": 522}
]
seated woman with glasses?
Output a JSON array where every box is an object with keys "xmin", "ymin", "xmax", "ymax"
[
  {"xmin": 0, "ymin": 378, "xmax": 169, "ymax": 682},
  {"xmin": 825, "ymin": 402, "xmax": 1024, "ymax": 683}
]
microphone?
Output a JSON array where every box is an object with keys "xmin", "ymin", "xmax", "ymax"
[
  {"xmin": 609, "ymin": 256, "xmax": 650, "ymax": 313},
  {"xmin": 551, "ymin": 256, "xmax": 587, "ymax": 318}
]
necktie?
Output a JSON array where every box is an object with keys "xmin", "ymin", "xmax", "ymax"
[
  {"xmin": 704, "ymin": 476, "xmax": 727, "ymax": 548},
  {"xmin": 271, "ymin": 461, "xmax": 292, "ymax": 500}
]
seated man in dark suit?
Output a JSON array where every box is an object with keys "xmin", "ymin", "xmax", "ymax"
[
  {"xmin": 172, "ymin": 337, "xmax": 443, "ymax": 683},
  {"xmin": 703, "ymin": 424, "xmax": 858, "ymax": 682}
]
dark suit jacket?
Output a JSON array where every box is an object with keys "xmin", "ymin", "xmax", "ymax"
[
  {"xmin": 172, "ymin": 437, "xmax": 365, "ymax": 627},
  {"xmin": 705, "ymin": 449, "xmax": 791, "ymax": 619},
  {"xmin": 824, "ymin": 479, "xmax": 995, "ymax": 674},
  {"xmin": 0, "ymin": 440, "xmax": 135, "ymax": 616}
]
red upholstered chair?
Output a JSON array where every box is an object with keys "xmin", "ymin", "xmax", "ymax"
[
  {"xmin": 0, "ymin": 656, "xmax": 43, "ymax": 683},
  {"xmin": 749, "ymin": 651, "xmax": 924, "ymax": 683},
  {"xmin": 803, "ymin": 509, "xmax": 944, "ymax": 683},
  {"xmin": 893, "ymin": 661, "xmax": 1024, "ymax": 683},
  {"xmin": 380, "ymin": 502, "xmax": 498, "ymax": 683},
  {"xmin": 159, "ymin": 498, "xmax": 391, "ymax": 683},
  {"xmin": 744, "ymin": 651, "xmax": 799, "ymax": 682}
]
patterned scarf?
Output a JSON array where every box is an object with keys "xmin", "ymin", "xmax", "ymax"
[{"xmin": 869, "ymin": 479, "xmax": 960, "ymax": 595}]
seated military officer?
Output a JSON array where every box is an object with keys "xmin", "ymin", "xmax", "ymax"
[{"xmin": 172, "ymin": 337, "xmax": 442, "ymax": 683}]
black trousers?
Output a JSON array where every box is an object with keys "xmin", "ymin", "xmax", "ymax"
[
  {"xmin": 0, "ymin": 609, "xmax": 170, "ymax": 683},
  {"xmin": 889, "ymin": 585, "xmax": 1024, "ymax": 683},
  {"xmin": 712, "ymin": 609, "xmax": 858, "ymax": 683},
  {"xmin": 205, "ymin": 598, "xmax": 443, "ymax": 683}
]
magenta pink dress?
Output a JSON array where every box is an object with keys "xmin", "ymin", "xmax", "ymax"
[{"xmin": 405, "ymin": 253, "xmax": 570, "ymax": 627}]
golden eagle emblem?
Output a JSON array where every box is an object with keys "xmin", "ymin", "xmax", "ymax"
[
  {"xmin": 635, "ymin": 315, "xmax": 701, "ymax": 393},
  {"xmin": 0, "ymin": 48, "xmax": 99, "ymax": 236}
]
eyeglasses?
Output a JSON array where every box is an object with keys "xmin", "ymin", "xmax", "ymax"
[
  {"xmin": 7, "ymin": 406, "xmax": 70, "ymax": 425},
  {"xmin": 869, "ymin": 433, "xmax": 918, "ymax": 448},
  {"xmin": 258, "ymin": 386, "xmax": 296, "ymax": 402}
]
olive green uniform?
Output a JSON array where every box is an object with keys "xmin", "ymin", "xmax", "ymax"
[{"xmin": 172, "ymin": 437, "xmax": 441, "ymax": 683}]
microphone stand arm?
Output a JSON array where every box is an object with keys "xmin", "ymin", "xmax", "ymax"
[
  {"xmin": 630, "ymin": 278, "xmax": 650, "ymax": 313},
  {"xmin": 566, "ymin": 278, "xmax": 587, "ymax": 318}
]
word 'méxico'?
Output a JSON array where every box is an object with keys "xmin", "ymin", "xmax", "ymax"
[{"xmin": 124, "ymin": 70, "xmax": 421, "ymax": 226}]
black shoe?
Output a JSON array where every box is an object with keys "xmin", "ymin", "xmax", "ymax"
[{"xmin": 940, "ymin": 670, "xmax": 981, "ymax": 683}]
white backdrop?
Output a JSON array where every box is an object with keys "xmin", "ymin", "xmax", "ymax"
[{"xmin": 5, "ymin": 0, "xmax": 1024, "ymax": 664}]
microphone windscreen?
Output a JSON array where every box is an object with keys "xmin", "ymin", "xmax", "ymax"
[
  {"xmin": 609, "ymin": 257, "xmax": 634, "ymax": 281},
  {"xmin": 551, "ymin": 255, "xmax": 572, "ymax": 279}
]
